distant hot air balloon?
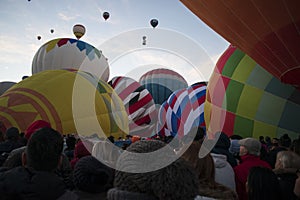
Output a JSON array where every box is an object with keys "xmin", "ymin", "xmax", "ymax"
[
  {"xmin": 37, "ymin": 36, "xmax": 41, "ymax": 40},
  {"xmin": 32, "ymin": 38, "xmax": 109, "ymax": 81},
  {"xmin": 150, "ymin": 19, "xmax": 159, "ymax": 28},
  {"xmin": 139, "ymin": 68, "xmax": 188, "ymax": 105},
  {"xmin": 73, "ymin": 24, "xmax": 86, "ymax": 40},
  {"xmin": 0, "ymin": 81, "xmax": 16, "ymax": 96},
  {"xmin": 50, "ymin": 29, "xmax": 54, "ymax": 33},
  {"xmin": 180, "ymin": 0, "xmax": 300, "ymax": 89},
  {"xmin": 142, "ymin": 36, "xmax": 147, "ymax": 45},
  {"xmin": 103, "ymin": 12, "xmax": 110, "ymax": 20}
]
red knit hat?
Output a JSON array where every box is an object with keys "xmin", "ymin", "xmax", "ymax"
[{"xmin": 25, "ymin": 120, "xmax": 51, "ymax": 140}]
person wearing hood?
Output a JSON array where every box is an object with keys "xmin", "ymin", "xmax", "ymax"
[
  {"xmin": 212, "ymin": 132, "xmax": 237, "ymax": 167},
  {"xmin": 211, "ymin": 152, "xmax": 236, "ymax": 191}
]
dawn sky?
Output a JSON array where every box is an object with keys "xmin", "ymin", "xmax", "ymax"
[{"xmin": 0, "ymin": 0, "xmax": 229, "ymax": 84}]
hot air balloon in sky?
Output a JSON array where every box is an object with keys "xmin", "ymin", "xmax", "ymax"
[
  {"xmin": 50, "ymin": 29, "xmax": 54, "ymax": 33},
  {"xmin": 109, "ymin": 76, "xmax": 157, "ymax": 137},
  {"xmin": 32, "ymin": 38, "xmax": 109, "ymax": 81},
  {"xmin": 157, "ymin": 82, "xmax": 207, "ymax": 138},
  {"xmin": 0, "ymin": 70, "xmax": 128, "ymax": 138},
  {"xmin": 204, "ymin": 45, "xmax": 300, "ymax": 139},
  {"xmin": 103, "ymin": 11, "xmax": 110, "ymax": 20},
  {"xmin": 139, "ymin": 68, "xmax": 188, "ymax": 105},
  {"xmin": 180, "ymin": 0, "xmax": 300, "ymax": 89},
  {"xmin": 37, "ymin": 36, "xmax": 41, "ymax": 40},
  {"xmin": 150, "ymin": 19, "xmax": 158, "ymax": 28},
  {"xmin": 73, "ymin": 24, "xmax": 86, "ymax": 40}
]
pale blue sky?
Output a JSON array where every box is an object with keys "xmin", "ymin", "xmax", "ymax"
[{"xmin": 0, "ymin": 0, "xmax": 229, "ymax": 83}]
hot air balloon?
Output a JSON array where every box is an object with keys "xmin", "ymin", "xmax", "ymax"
[
  {"xmin": 142, "ymin": 36, "xmax": 147, "ymax": 45},
  {"xmin": 0, "ymin": 70, "xmax": 128, "ymax": 138},
  {"xmin": 157, "ymin": 82, "xmax": 207, "ymax": 138},
  {"xmin": 139, "ymin": 68, "xmax": 188, "ymax": 105},
  {"xmin": 180, "ymin": 0, "xmax": 300, "ymax": 89},
  {"xmin": 32, "ymin": 38, "xmax": 109, "ymax": 81},
  {"xmin": 73, "ymin": 24, "xmax": 86, "ymax": 40},
  {"xmin": 150, "ymin": 19, "xmax": 158, "ymax": 28},
  {"xmin": 37, "ymin": 36, "xmax": 41, "ymax": 40},
  {"xmin": 103, "ymin": 12, "xmax": 110, "ymax": 20},
  {"xmin": 0, "ymin": 81, "xmax": 16, "ymax": 96},
  {"xmin": 50, "ymin": 29, "xmax": 54, "ymax": 33},
  {"xmin": 204, "ymin": 45, "xmax": 300, "ymax": 139},
  {"xmin": 109, "ymin": 76, "xmax": 157, "ymax": 137}
]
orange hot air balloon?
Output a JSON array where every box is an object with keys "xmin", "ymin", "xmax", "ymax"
[
  {"xmin": 180, "ymin": 0, "xmax": 300, "ymax": 89},
  {"xmin": 73, "ymin": 24, "xmax": 86, "ymax": 40}
]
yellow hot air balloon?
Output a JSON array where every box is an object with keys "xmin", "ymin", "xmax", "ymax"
[
  {"xmin": 73, "ymin": 24, "xmax": 86, "ymax": 40},
  {"xmin": 0, "ymin": 70, "xmax": 128, "ymax": 138}
]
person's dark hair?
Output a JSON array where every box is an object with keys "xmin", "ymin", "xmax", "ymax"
[
  {"xmin": 229, "ymin": 134, "xmax": 243, "ymax": 140},
  {"xmin": 247, "ymin": 166, "xmax": 282, "ymax": 200},
  {"xmin": 66, "ymin": 135, "xmax": 76, "ymax": 150},
  {"xmin": 279, "ymin": 134, "xmax": 291, "ymax": 148},
  {"xmin": 26, "ymin": 127, "xmax": 63, "ymax": 171}
]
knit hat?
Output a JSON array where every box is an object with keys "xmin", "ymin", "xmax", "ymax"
[
  {"xmin": 5, "ymin": 127, "xmax": 19, "ymax": 139},
  {"xmin": 239, "ymin": 138, "xmax": 261, "ymax": 156},
  {"xmin": 214, "ymin": 132, "xmax": 230, "ymax": 149},
  {"xmin": 73, "ymin": 155, "xmax": 114, "ymax": 193},
  {"xmin": 25, "ymin": 120, "xmax": 51, "ymax": 140},
  {"xmin": 114, "ymin": 140, "xmax": 199, "ymax": 200}
]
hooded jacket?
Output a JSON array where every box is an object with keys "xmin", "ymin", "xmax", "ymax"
[{"xmin": 211, "ymin": 153, "xmax": 236, "ymax": 191}]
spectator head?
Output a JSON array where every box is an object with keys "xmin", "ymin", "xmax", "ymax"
[
  {"xmin": 22, "ymin": 127, "xmax": 63, "ymax": 172},
  {"xmin": 275, "ymin": 151, "xmax": 300, "ymax": 170},
  {"xmin": 239, "ymin": 138, "xmax": 261, "ymax": 156},
  {"xmin": 25, "ymin": 120, "xmax": 51, "ymax": 140},
  {"xmin": 73, "ymin": 155, "xmax": 114, "ymax": 193},
  {"xmin": 5, "ymin": 127, "xmax": 19, "ymax": 140},
  {"xmin": 290, "ymin": 139, "xmax": 300, "ymax": 156},
  {"xmin": 110, "ymin": 140, "xmax": 199, "ymax": 200},
  {"xmin": 247, "ymin": 166, "xmax": 282, "ymax": 200},
  {"xmin": 279, "ymin": 134, "xmax": 292, "ymax": 148}
]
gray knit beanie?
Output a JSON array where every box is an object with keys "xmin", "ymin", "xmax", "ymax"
[{"xmin": 112, "ymin": 140, "xmax": 199, "ymax": 200}]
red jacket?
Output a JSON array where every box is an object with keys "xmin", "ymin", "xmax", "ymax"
[{"xmin": 234, "ymin": 154, "xmax": 271, "ymax": 200}]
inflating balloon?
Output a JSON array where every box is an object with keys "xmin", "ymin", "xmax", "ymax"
[
  {"xmin": 139, "ymin": 68, "xmax": 188, "ymax": 105},
  {"xmin": 204, "ymin": 45, "xmax": 300, "ymax": 139},
  {"xmin": 73, "ymin": 24, "xmax": 85, "ymax": 40},
  {"xmin": 180, "ymin": 0, "xmax": 300, "ymax": 89},
  {"xmin": 0, "ymin": 82, "xmax": 16, "ymax": 96},
  {"xmin": 157, "ymin": 82, "xmax": 207, "ymax": 138},
  {"xmin": 109, "ymin": 76, "xmax": 157, "ymax": 137},
  {"xmin": 0, "ymin": 70, "xmax": 128, "ymax": 138},
  {"xmin": 32, "ymin": 38, "xmax": 109, "ymax": 81},
  {"xmin": 150, "ymin": 19, "xmax": 158, "ymax": 28},
  {"xmin": 103, "ymin": 12, "xmax": 110, "ymax": 20}
]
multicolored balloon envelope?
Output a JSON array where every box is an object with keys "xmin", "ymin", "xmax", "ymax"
[
  {"xmin": 0, "ymin": 70, "xmax": 128, "ymax": 138},
  {"xmin": 205, "ymin": 45, "xmax": 300, "ymax": 139},
  {"xmin": 139, "ymin": 68, "xmax": 188, "ymax": 105},
  {"xmin": 32, "ymin": 38, "xmax": 109, "ymax": 81},
  {"xmin": 157, "ymin": 82, "xmax": 207, "ymax": 138},
  {"xmin": 180, "ymin": 0, "xmax": 300, "ymax": 89},
  {"xmin": 109, "ymin": 76, "xmax": 157, "ymax": 137}
]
